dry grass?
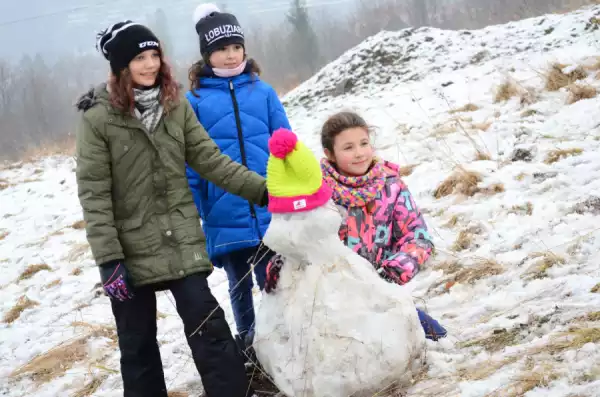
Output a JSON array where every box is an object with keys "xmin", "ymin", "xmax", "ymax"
[
  {"xmin": 19, "ymin": 137, "xmax": 75, "ymax": 164},
  {"xmin": 509, "ymin": 202, "xmax": 534, "ymax": 216},
  {"xmin": 18, "ymin": 264, "xmax": 52, "ymax": 281},
  {"xmin": 586, "ymin": 312, "xmax": 600, "ymax": 322},
  {"xmin": 545, "ymin": 63, "xmax": 587, "ymax": 91},
  {"xmin": 491, "ymin": 362, "xmax": 558, "ymax": 397},
  {"xmin": 548, "ymin": 327, "xmax": 600, "ymax": 353},
  {"xmin": 65, "ymin": 243, "xmax": 91, "ymax": 262},
  {"xmin": 44, "ymin": 279, "xmax": 62, "ymax": 289},
  {"xmin": 479, "ymin": 183, "xmax": 505, "ymax": 195},
  {"xmin": 449, "ymin": 103, "xmax": 480, "ymax": 114},
  {"xmin": 168, "ymin": 392, "xmax": 190, "ymax": 397},
  {"xmin": 459, "ymin": 355, "xmax": 521, "ymax": 381},
  {"xmin": 544, "ymin": 148, "xmax": 583, "ymax": 164},
  {"xmin": 452, "ymin": 230, "xmax": 474, "ymax": 252},
  {"xmin": 515, "ymin": 172, "xmax": 527, "ymax": 181},
  {"xmin": 433, "ymin": 168, "xmax": 482, "ymax": 199},
  {"xmin": 70, "ymin": 321, "xmax": 118, "ymax": 343},
  {"xmin": 3, "ymin": 295, "xmax": 39, "ymax": 323},
  {"xmin": 429, "ymin": 258, "xmax": 504, "ymax": 294},
  {"xmin": 521, "ymin": 109, "xmax": 539, "ymax": 118},
  {"xmin": 475, "ymin": 151, "xmax": 491, "ymax": 161},
  {"xmin": 460, "ymin": 328, "xmax": 521, "ymax": 352},
  {"xmin": 522, "ymin": 252, "xmax": 566, "ymax": 280},
  {"xmin": 443, "ymin": 215, "xmax": 461, "ymax": 228},
  {"xmin": 592, "ymin": 283, "xmax": 600, "ymax": 293},
  {"xmin": 494, "ymin": 79, "xmax": 521, "ymax": 102},
  {"xmin": 566, "ymin": 83, "xmax": 598, "ymax": 104},
  {"xmin": 71, "ymin": 220, "xmax": 86, "ymax": 230},
  {"xmin": 0, "ymin": 230, "xmax": 8, "ymax": 240},
  {"xmin": 0, "ymin": 178, "xmax": 10, "ymax": 190},
  {"xmin": 10, "ymin": 337, "xmax": 89, "ymax": 384},
  {"xmin": 72, "ymin": 374, "xmax": 109, "ymax": 397},
  {"xmin": 70, "ymin": 267, "xmax": 83, "ymax": 276},
  {"xmin": 471, "ymin": 120, "xmax": 493, "ymax": 132},
  {"xmin": 399, "ymin": 164, "xmax": 418, "ymax": 177}
]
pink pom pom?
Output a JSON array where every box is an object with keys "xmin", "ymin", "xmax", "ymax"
[{"xmin": 269, "ymin": 128, "xmax": 298, "ymax": 159}]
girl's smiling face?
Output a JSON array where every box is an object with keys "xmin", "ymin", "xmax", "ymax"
[
  {"xmin": 325, "ymin": 127, "xmax": 374, "ymax": 177},
  {"xmin": 128, "ymin": 49, "xmax": 161, "ymax": 87},
  {"xmin": 209, "ymin": 44, "xmax": 244, "ymax": 69}
]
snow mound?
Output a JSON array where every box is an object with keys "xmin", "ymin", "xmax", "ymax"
[
  {"xmin": 284, "ymin": 5, "xmax": 600, "ymax": 108},
  {"xmin": 255, "ymin": 202, "xmax": 425, "ymax": 397}
]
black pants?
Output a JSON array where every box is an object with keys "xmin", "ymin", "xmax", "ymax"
[{"xmin": 110, "ymin": 272, "xmax": 250, "ymax": 397}]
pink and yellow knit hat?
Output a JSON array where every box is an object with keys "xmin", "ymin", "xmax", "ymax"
[{"xmin": 267, "ymin": 128, "xmax": 332, "ymax": 213}]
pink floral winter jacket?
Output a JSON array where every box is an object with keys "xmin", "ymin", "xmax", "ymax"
[{"xmin": 321, "ymin": 158, "xmax": 434, "ymax": 285}]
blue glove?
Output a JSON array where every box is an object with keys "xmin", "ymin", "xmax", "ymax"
[{"xmin": 100, "ymin": 260, "xmax": 134, "ymax": 301}]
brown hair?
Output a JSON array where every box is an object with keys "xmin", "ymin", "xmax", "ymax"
[
  {"xmin": 108, "ymin": 51, "xmax": 180, "ymax": 114},
  {"xmin": 320, "ymin": 111, "xmax": 372, "ymax": 152},
  {"xmin": 188, "ymin": 57, "xmax": 261, "ymax": 97}
]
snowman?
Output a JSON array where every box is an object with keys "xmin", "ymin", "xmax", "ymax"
[{"xmin": 253, "ymin": 128, "xmax": 426, "ymax": 397}]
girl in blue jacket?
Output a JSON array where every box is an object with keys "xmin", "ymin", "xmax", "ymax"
[{"xmin": 186, "ymin": 3, "xmax": 291, "ymax": 355}]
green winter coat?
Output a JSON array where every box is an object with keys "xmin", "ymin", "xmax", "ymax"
[{"xmin": 74, "ymin": 84, "xmax": 267, "ymax": 286}]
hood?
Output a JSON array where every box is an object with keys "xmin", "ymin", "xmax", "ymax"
[{"xmin": 75, "ymin": 83, "xmax": 110, "ymax": 112}]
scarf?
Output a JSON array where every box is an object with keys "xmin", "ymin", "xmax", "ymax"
[
  {"xmin": 213, "ymin": 60, "xmax": 248, "ymax": 78},
  {"xmin": 133, "ymin": 87, "xmax": 163, "ymax": 133},
  {"xmin": 321, "ymin": 158, "xmax": 387, "ymax": 208}
]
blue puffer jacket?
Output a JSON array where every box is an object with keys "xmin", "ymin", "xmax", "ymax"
[{"xmin": 185, "ymin": 64, "xmax": 291, "ymax": 267}]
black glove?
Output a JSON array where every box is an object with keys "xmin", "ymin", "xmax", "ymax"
[
  {"xmin": 259, "ymin": 187, "xmax": 269, "ymax": 207},
  {"xmin": 100, "ymin": 260, "xmax": 134, "ymax": 301}
]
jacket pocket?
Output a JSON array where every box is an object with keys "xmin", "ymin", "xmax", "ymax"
[
  {"xmin": 115, "ymin": 216, "xmax": 161, "ymax": 257},
  {"xmin": 172, "ymin": 205, "xmax": 205, "ymax": 244}
]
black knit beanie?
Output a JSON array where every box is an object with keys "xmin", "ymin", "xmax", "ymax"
[
  {"xmin": 193, "ymin": 4, "xmax": 245, "ymax": 59},
  {"xmin": 96, "ymin": 21, "xmax": 161, "ymax": 76}
]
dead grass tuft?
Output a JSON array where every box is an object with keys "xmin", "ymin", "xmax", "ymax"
[
  {"xmin": 522, "ymin": 252, "xmax": 566, "ymax": 280},
  {"xmin": 479, "ymin": 183, "xmax": 505, "ymax": 195},
  {"xmin": 433, "ymin": 260, "xmax": 463, "ymax": 275},
  {"xmin": 71, "ymin": 220, "xmax": 86, "ymax": 230},
  {"xmin": 592, "ymin": 283, "xmax": 600, "ymax": 293},
  {"xmin": 566, "ymin": 83, "xmax": 598, "ymax": 104},
  {"xmin": 70, "ymin": 321, "xmax": 118, "ymax": 343},
  {"xmin": 495, "ymin": 362, "xmax": 558, "ymax": 397},
  {"xmin": 399, "ymin": 164, "xmax": 418, "ymax": 177},
  {"xmin": 10, "ymin": 337, "xmax": 89, "ymax": 384},
  {"xmin": 443, "ymin": 214, "xmax": 461, "ymax": 228},
  {"xmin": 18, "ymin": 264, "xmax": 52, "ymax": 281},
  {"xmin": 586, "ymin": 312, "xmax": 600, "ymax": 322},
  {"xmin": 0, "ymin": 178, "xmax": 10, "ymax": 190},
  {"xmin": 449, "ymin": 103, "xmax": 480, "ymax": 114},
  {"xmin": 472, "ymin": 120, "xmax": 493, "ymax": 131},
  {"xmin": 168, "ymin": 392, "xmax": 190, "ymax": 397},
  {"xmin": 549, "ymin": 327, "xmax": 600, "ymax": 353},
  {"xmin": 430, "ymin": 258, "xmax": 504, "ymax": 294},
  {"xmin": 3, "ymin": 295, "xmax": 39, "ymax": 323},
  {"xmin": 509, "ymin": 202, "xmax": 534, "ymax": 216},
  {"xmin": 460, "ymin": 328, "xmax": 521, "ymax": 352},
  {"xmin": 433, "ymin": 168, "xmax": 482, "ymax": 199},
  {"xmin": 545, "ymin": 63, "xmax": 587, "ymax": 91},
  {"xmin": 72, "ymin": 374, "xmax": 109, "ymax": 397},
  {"xmin": 515, "ymin": 172, "xmax": 527, "ymax": 181},
  {"xmin": 70, "ymin": 267, "xmax": 83, "ymax": 276},
  {"xmin": 494, "ymin": 79, "xmax": 521, "ymax": 102},
  {"xmin": 544, "ymin": 148, "xmax": 583, "ymax": 164},
  {"xmin": 44, "ymin": 279, "xmax": 62, "ymax": 289},
  {"xmin": 452, "ymin": 230, "xmax": 474, "ymax": 252},
  {"xmin": 459, "ymin": 355, "xmax": 520, "ymax": 381},
  {"xmin": 0, "ymin": 230, "xmax": 8, "ymax": 240},
  {"xmin": 475, "ymin": 151, "xmax": 491, "ymax": 161},
  {"xmin": 65, "ymin": 243, "xmax": 91, "ymax": 262},
  {"xmin": 521, "ymin": 109, "xmax": 539, "ymax": 118}
]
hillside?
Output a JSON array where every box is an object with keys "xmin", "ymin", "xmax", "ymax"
[{"xmin": 2, "ymin": 5, "xmax": 600, "ymax": 397}]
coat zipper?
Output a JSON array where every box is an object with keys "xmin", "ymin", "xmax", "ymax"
[{"xmin": 228, "ymin": 80, "xmax": 257, "ymax": 220}]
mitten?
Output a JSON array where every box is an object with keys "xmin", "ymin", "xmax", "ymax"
[
  {"xmin": 100, "ymin": 260, "xmax": 134, "ymax": 301},
  {"xmin": 377, "ymin": 256, "xmax": 418, "ymax": 285},
  {"xmin": 264, "ymin": 254, "xmax": 284, "ymax": 293}
]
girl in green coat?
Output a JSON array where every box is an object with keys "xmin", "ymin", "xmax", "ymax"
[{"xmin": 75, "ymin": 21, "xmax": 265, "ymax": 397}]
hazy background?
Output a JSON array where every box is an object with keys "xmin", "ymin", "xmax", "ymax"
[{"xmin": 1, "ymin": 0, "xmax": 598, "ymax": 159}]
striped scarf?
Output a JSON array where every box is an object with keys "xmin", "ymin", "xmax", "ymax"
[
  {"xmin": 321, "ymin": 158, "xmax": 386, "ymax": 208},
  {"xmin": 133, "ymin": 87, "xmax": 163, "ymax": 133}
]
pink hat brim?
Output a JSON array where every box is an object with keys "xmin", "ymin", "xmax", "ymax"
[{"xmin": 268, "ymin": 183, "xmax": 332, "ymax": 214}]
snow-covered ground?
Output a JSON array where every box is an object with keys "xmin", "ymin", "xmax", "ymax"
[{"xmin": 2, "ymin": 5, "xmax": 600, "ymax": 397}]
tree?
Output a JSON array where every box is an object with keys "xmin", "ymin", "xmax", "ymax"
[{"xmin": 286, "ymin": 0, "xmax": 321, "ymax": 80}]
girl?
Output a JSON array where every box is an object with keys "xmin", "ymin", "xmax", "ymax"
[
  {"xmin": 265, "ymin": 111, "xmax": 446, "ymax": 340},
  {"xmin": 185, "ymin": 3, "xmax": 291, "ymax": 353},
  {"xmin": 75, "ymin": 21, "xmax": 265, "ymax": 397}
]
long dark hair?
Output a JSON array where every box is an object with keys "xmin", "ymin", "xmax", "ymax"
[
  {"xmin": 108, "ymin": 49, "xmax": 180, "ymax": 114},
  {"xmin": 188, "ymin": 57, "xmax": 261, "ymax": 97}
]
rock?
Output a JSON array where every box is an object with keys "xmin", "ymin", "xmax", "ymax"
[
  {"xmin": 572, "ymin": 196, "xmax": 600, "ymax": 215},
  {"xmin": 510, "ymin": 148, "xmax": 534, "ymax": 162}
]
